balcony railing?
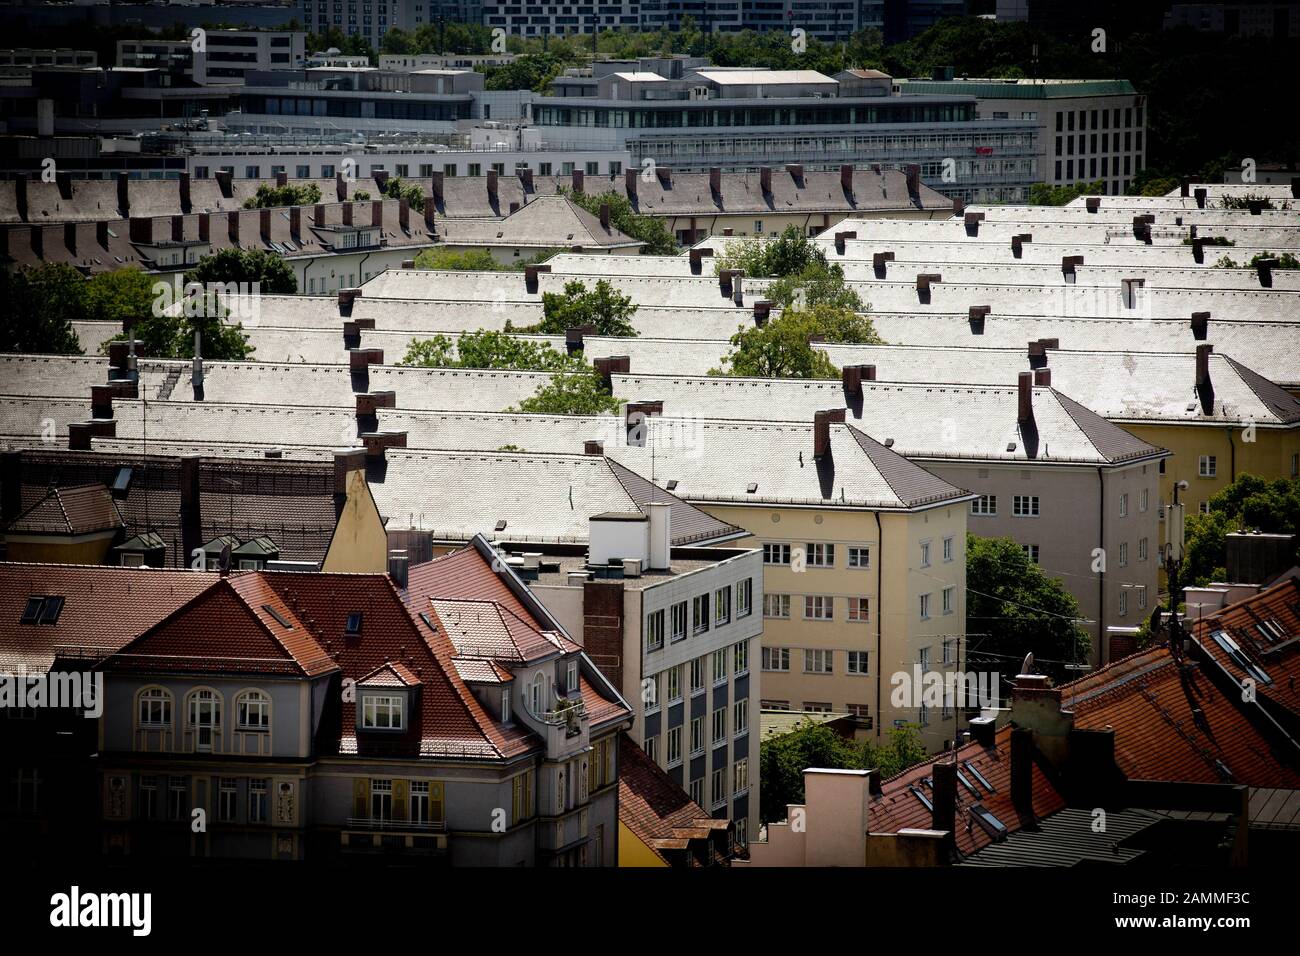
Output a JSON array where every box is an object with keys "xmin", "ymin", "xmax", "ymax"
[{"xmin": 345, "ymin": 817, "xmax": 446, "ymax": 832}]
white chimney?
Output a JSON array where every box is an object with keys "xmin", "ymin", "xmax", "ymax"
[{"xmin": 647, "ymin": 501, "xmax": 671, "ymax": 570}]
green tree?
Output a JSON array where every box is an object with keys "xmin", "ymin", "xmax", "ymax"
[
  {"xmin": 710, "ymin": 311, "xmax": 840, "ymax": 379},
  {"xmin": 242, "ymin": 182, "xmax": 322, "ymax": 208},
  {"xmin": 401, "ymin": 330, "xmax": 581, "ymax": 371},
  {"xmin": 509, "ymin": 366, "xmax": 622, "ymax": 416},
  {"xmin": 536, "ymin": 279, "xmax": 638, "ymax": 336},
  {"xmin": 560, "ymin": 188, "xmax": 678, "ymax": 256},
  {"xmin": 1028, "ymin": 180, "xmax": 1104, "ymax": 206},
  {"xmin": 965, "ymin": 534, "xmax": 1091, "ymax": 683},
  {"xmin": 715, "ymin": 225, "xmax": 825, "ymax": 278},
  {"xmin": 1183, "ymin": 475, "xmax": 1300, "ymax": 586},
  {"xmin": 186, "ymin": 248, "xmax": 298, "ymax": 294},
  {"xmin": 413, "ymin": 247, "xmax": 503, "ymax": 271},
  {"xmin": 0, "ymin": 264, "xmax": 84, "ymax": 354},
  {"xmin": 766, "ymin": 263, "xmax": 867, "ymax": 313},
  {"xmin": 84, "ymin": 267, "xmax": 157, "ymax": 328},
  {"xmin": 381, "ymin": 176, "xmax": 426, "ymax": 213}
]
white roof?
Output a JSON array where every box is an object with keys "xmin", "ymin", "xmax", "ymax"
[{"xmin": 694, "ymin": 69, "xmax": 835, "ymax": 85}]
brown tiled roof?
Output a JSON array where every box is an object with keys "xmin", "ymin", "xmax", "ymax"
[
  {"xmin": 7, "ymin": 483, "xmax": 124, "ymax": 535},
  {"xmin": 1060, "ymin": 644, "xmax": 1300, "ymax": 788},
  {"xmin": 426, "ymin": 597, "xmax": 570, "ymax": 664},
  {"xmin": 0, "ymin": 562, "xmax": 217, "ymax": 671},
  {"xmin": 617, "ymin": 732, "xmax": 711, "ymax": 865},
  {"xmin": 867, "ymin": 724, "xmax": 1066, "ymax": 857},
  {"xmin": 1192, "ymin": 575, "xmax": 1300, "ymax": 724}
]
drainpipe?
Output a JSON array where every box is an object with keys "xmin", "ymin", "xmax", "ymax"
[
  {"xmin": 1097, "ymin": 467, "xmax": 1106, "ymax": 666},
  {"xmin": 874, "ymin": 509, "xmax": 884, "ymax": 740},
  {"xmin": 1226, "ymin": 425, "xmax": 1236, "ymax": 482}
]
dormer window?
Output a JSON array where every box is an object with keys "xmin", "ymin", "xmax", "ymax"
[
  {"xmin": 345, "ymin": 612, "xmax": 363, "ymax": 636},
  {"xmin": 501, "ymin": 689, "xmax": 512, "ymax": 724},
  {"xmin": 566, "ymin": 660, "xmax": 579, "ymax": 694},
  {"xmin": 361, "ymin": 694, "xmax": 404, "ymax": 730}
]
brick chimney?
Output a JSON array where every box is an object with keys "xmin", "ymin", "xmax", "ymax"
[
  {"xmin": 709, "ymin": 167, "xmax": 721, "ymax": 200},
  {"xmin": 759, "ymin": 166, "xmax": 772, "ymax": 195},
  {"xmin": 338, "ymin": 288, "xmax": 361, "ymax": 315},
  {"xmin": 30, "ymin": 225, "xmax": 42, "ymax": 260},
  {"xmin": 1194, "ymin": 187, "xmax": 1207, "ymax": 209},
  {"xmin": 100, "ymin": 219, "xmax": 114, "ymax": 248},
  {"xmin": 1033, "ymin": 368, "xmax": 1052, "ymax": 386},
  {"xmin": 349, "ymin": 347, "xmax": 383, "ymax": 375},
  {"xmin": 129, "ymin": 217, "xmax": 154, "ymax": 244},
  {"xmin": 753, "ymin": 300, "xmax": 772, "ymax": 325},
  {"xmin": 583, "ymin": 440, "xmax": 604, "ymax": 456},
  {"xmin": 117, "ymin": 172, "xmax": 131, "ymax": 216},
  {"xmin": 931, "ymin": 760, "xmax": 956, "ymax": 850},
  {"xmin": 1017, "ymin": 371, "xmax": 1034, "ymax": 424},
  {"xmin": 524, "ymin": 263, "xmax": 551, "ymax": 294},
  {"xmin": 290, "ymin": 205, "xmax": 301, "ymax": 238},
  {"xmin": 1255, "ymin": 256, "xmax": 1278, "ymax": 287},
  {"xmin": 424, "ymin": 194, "xmax": 436, "ymax": 232},
  {"xmin": 813, "ymin": 408, "xmax": 845, "ymax": 460},
  {"xmin": 565, "ymin": 324, "xmax": 595, "ymax": 354},
  {"xmin": 228, "ymin": 210, "xmax": 240, "ymax": 243},
  {"xmin": 839, "ymin": 164, "xmax": 854, "ymax": 199},
  {"xmin": 951, "ymin": 197, "xmax": 965, "ymax": 216},
  {"xmin": 179, "ymin": 454, "xmax": 202, "ymax": 560},
  {"xmin": 259, "ymin": 207, "xmax": 272, "ymax": 243},
  {"xmin": 14, "ymin": 176, "xmax": 28, "ymax": 222},
  {"xmin": 786, "ymin": 163, "xmax": 804, "ymax": 186},
  {"xmin": 968, "ymin": 305, "xmax": 990, "ymax": 334},
  {"xmin": 520, "ymin": 166, "xmax": 534, "ymax": 192},
  {"xmin": 872, "ymin": 251, "xmax": 893, "ymax": 279},
  {"xmin": 274, "ymin": 170, "xmax": 288, "ymax": 188},
  {"xmin": 1028, "ymin": 340, "xmax": 1047, "ymax": 369},
  {"xmin": 430, "ymin": 171, "xmax": 444, "ymax": 205},
  {"xmin": 179, "ymin": 171, "xmax": 191, "ymax": 212},
  {"xmin": 916, "ymin": 273, "xmax": 941, "ymax": 304},
  {"xmin": 1085, "ymin": 196, "xmax": 1101, "ymax": 213},
  {"xmin": 398, "ymin": 198, "xmax": 409, "ymax": 232},
  {"xmin": 905, "ymin": 163, "xmax": 920, "ymax": 200},
  {"xmin": 719, "ymin": 269, "xmax": 741, "ymax": 297},
  {"xmin": 373, "ymin": 169, "xmax": 389, "ymax": 193},
  {"xmin": 1195, "ymin": 343, "xmax": 1213, "ymax": 406},
  {"xmin": 336, "ymin": 171, "xmax": 346, "ymax": 202},
  {"xmin": 1191, "ymin": 236, "xmax": 1205, "ymax": 264},
  {"xmin": 592, "ymin": 355, "xmax": 630, "ymax": 391},
  {"xmin": 963, "ymin": 211, "xmax": 984, "ymax": 235},
  {"xmin": 842, "ymin": 364, "xmax": 876, "ymax": 397},
  {"xmin": 169, "ymin": 214, "xmax": 182, "ymax": 243},
  {"xmin": 571, "ymin": 169, "xmax": 584, "ymax": 194},
  {"xmin": 655, "ymin": 166, "xmax": 672, "ymax": 189},
  {"xmin": 834, "ymin": 230, "xmax": 856, "ymax": 255},
  {"xmin": 68, "ymin": 418, "xmax": 117, "ymax": 450},
  {"xmin": 64, "ymin": 221, "xmax": 77, "ymax": 257},
  {"xmin": 343, "ymin": 202, "xmax": 354, "ymax": 226},
  {"xmin": 313, "ymin": 203, "xmax": 326, "ymax": 227},
  {"xmin": 214, "ymin": 169, "xmax": 233, "ymax": 199},
  {"xmin": 1190, "ymin": 311, "xmax": 1209, "ymax": 340},
  {"xmin": 356, "ymin": 390, "xmax": 396, "ymax": 433},
  {"xmin": 1180, "ymin": 178, "xmax": 1190, "ymax": 198},
  {"xmin": 689, "ymin": 247, "xmax": 709, "ymax": 274},
  {"xmin": 1011, "ymin": 233, "xmax": 1031, "ymax": 258},
  {"xmin": 1010, "ymin": 727, "xmax": 1035, "ymax": 822},
  {"xmin": 55, "ymin": 170, "xmax": 72, "ymax": 202},
  {"xmin": 486, "ymin": 169, "xmax": 498, "ymax": 203},
  {"xmin": 372, "ymin": 199, "xmax": 384, "ymax": 229},
  {"xmin": 624, "ymin": 168, "xmax": 637, "ymax": 203},
  {"xmin": 599, "ymin": 203, "xmax": 610, "ymax": 230}
]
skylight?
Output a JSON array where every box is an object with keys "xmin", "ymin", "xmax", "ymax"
[
  {"xmin": 908, "ymin": 785, "xmax": 932, "ymax": 811},
  {"xmin": 961, "ymin": 760, "xmax": 995, "ymax": 793},
  {"xmin": 969, "ymin": 804, "xmax": 1008, "ymax": 841},
  {"xmin": 261, "ymin": 604, "xmax": 294, "ymax": 629},
  {"xmin": 955, "ymin": 769, "xmax": 981, "ymax": 798},
  {"xmin": 345, "ymin": 612, "xmax": 363, "ymax": 635},
  {"xmin": 1209, "ymin": 629, "xmax": 1270, "ymax": 684},
  {"xmin": 21, "ymin": 596, "xmax": 64, "ymax": 625}
]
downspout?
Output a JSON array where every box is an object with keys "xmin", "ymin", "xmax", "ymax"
[
  {"xmin": 874, "ymin": 509, "xmax": 883, "ymax": 740},
  {"xmin": 1097, "ymin": 467, "xmax": 1106, "ymax": 666},
  {"xmin": 1227, "ymin": 425, "xmax": 1236, "ymax": 482}
]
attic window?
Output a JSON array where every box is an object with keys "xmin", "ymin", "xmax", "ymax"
[
  {"xmin": 345, "ymin": 612, "xmax": 363, "ymax": 636},
  {"xmin": 21, "ymin": 596, "xmax": 64, "ymax": 625},
  {"xmin": 261, "ymin": 604, "xmax": 294, "ymax": 629}
]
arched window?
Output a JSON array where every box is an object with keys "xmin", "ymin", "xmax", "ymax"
[
  {"xmin": 235, "ymin": 690, "xmax": 271, "ymax": 731},
  {"xmin": 137, "ymin": 687, "xmax": 172, "ymax": 727},
  {"xmin": 186, "ymin": 688, "xmax": 223, "ymax": 752},
  {"xmin": 530, "ymin": 673, "xmax": 546, "ymax": 715}
]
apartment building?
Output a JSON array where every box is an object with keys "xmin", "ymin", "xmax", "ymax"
[
  {"xmin": 0, "ymin": 48, "xmax": 96, "ymax": 68},
  {"xmin": 192, "ymin": 31, "xmax": 307, "ymax": 86},
  {"xmin": 895, "ymin": 77, "xmax": 1146, "ymax": 196},
  {"xmin": 526, "ymin": 512, "xmax": 764, "ymax": 843},
  {"xmin": 300, "ymin": 0, "xmax": 419, "ymax": 51},
  {"xmin": 88, "ymin": 535, "xmax": 632, "ymax": 864}
]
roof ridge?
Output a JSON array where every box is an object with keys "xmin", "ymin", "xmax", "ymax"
[{"xmin": 1221, "ymin": 354, "xmax": 1300, "ymax": 424}]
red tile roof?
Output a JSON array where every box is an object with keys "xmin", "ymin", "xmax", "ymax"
[
  {"xmin": 1192, "ymin": 575, "xmax": 1300, "ymax": 723},
  {"xmin": 1059, "ymin": 644, "xmax": 1300, "ymax": 789},
  {"xmin": 8, "ymin": 484, "xmax": 124, "ymax": 535},
  {"xmin": 0, "ymin": 562, "xmax": 217, "ymax": 671},
  {"xmin": 358, "ymin": 660, "xmax": 423, "ymax": 687},
  {"xmin": 617, "ymin": 733, "xmax": 712, "ymax": 865},
  {"xmin": 867, "ymin": 724, "xmax": 1066, "ymax": 858}
]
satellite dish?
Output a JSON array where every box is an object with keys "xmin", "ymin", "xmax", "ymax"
[{"xmin": 1021, "ymin": 652, "xmax": 1034, "ymax": 675}]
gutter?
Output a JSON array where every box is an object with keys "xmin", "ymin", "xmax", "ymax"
[{"xmin": 874, "ymin": 509, "xmax": 883, "ymax": 741}]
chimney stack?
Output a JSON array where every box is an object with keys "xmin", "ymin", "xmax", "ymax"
[
  {"xmin": 486, "ymin": 169, "xmax": 499, "ymax": 203},
  {"xmin": 14, "ymin": 176, "xmax": 28, "ymax": 222},
  {"xmin": 398, "ymin": 198, "xmax": 409, "ymax": 232},
  {"xmin": 813, "ymin": 409, "xmax": 845, "ymax": 460},
  {"xmin": 373, "ymin": 170, "xmax": 389, "ymax": 193},
  {"xmin": 760, "ymin": 166, "xmax": 772, "ymax": 195},
  {"xmin": 228, "ymin": 210, "xmax": 240, "ymax": 243},
  {"xmin": 905, "ymin": 163, "xmax": 920, "ymax": 200},
  {"xmin": 1010, "ymin": 727, "xmax": 1035, "ymax": 821},
  {"xmin": 656, "ymin": 166, "xmax": 672, "ymax": 189},
  {"xmin": 1196, "ymin": 343, "xmax": 1213, "ymax": 394},
  {"xmin": 1028, "ymin": 340, "xmax": 1047, "ymax": 369},
  {"xmin": 179, "ymin": 454, "xmax": 202, "ymax": 562},
  {"xmin": 931, "ymin": 760, "xmax": 956, "ymax": 848},
  {"xmin": 584, "ymin": 440, "xmax": 604, "ymax": 456},
  {"xmin": 129, "ymin": 217, "xmax": 154, "ymax": 245},
  {"xmin": 343, "ymin": 202, "xmax": 354, "ymax": 226},
  {"xmin": 1085, "ymin": 196, "xmax": 1100, "ymax": 213},
  {"xmin": 98, "ymin": 219, "xmax": 111, "ymax": 249},
  {"xmin": 333, "ymin": 449, "xmax": 368, "ymax": 520},
  {"xmin": 709, "ymin": 166, "xmax": 721, "ymax": 199},
  {"xmin": 1180, "ymin": 178, "xmax": 1190, "ymax": 198},
  {"xmin": 388, "ymin": 550, "xmax": 409, "ymax": 589},
  {"xmin": 916, "ymin": 273, "xmax": 941, "ymax": 303},
  {"xmin": 834, "ymin": 230, "xmax": 856, "ymax": 255},
  {"xmin": 719, "ymin": 269, "xmax": 740, "ymax": 297},
  {"xmin": 214, "ymin": 169, "xmax": 233, "ymax": 200},
  {"xmin": 259, "ymin": 207, "xmax": 272, "ymax": 243},
  {"xmin": 872, "ymin": 251, "xmax": 893, "ymax": 279},
  {"xmin": 372, "ymin": 199, "xmax": 384, "ymax": 229},
  {"xmin": 1191, "ymin": 236, "xmax": 1205, "ymax": 264},
  {"xmin": 117, "ymin": 172, "xmax": 131, "ymax": 216},
  {"xmin": 275, "ymin": 170, "xmax": 288, "ymax": 188},
  {"xmin": 313, "ymin": 203, "xmax": 326, "ymax": 227},
  {"xmin": 171, "ymin": 214, "xmax": 184, "ymax": 243},
  {"xmin": 624, "ymin": 168, "xmax": 637, "ymax": 203},
  {"xmin": 55, "ymin": 170, "xmax": 72, "ymax": 202},
  {"xmin": 338, "ymin": 288, "xmax": 361, "ymax": 315},
  {"xmin": 1033, "ymin": 368, "xmax": 1052, "ymax": 386},
  {"xmin": 430, "ymin": 171, "xmax": 444, "ymax": 204},
  {"xmin": 1011, "ymin": 232, "xmax": 1031, "ymax": 258},
  {"xmin": 571, "ymin": 169, "xmax": 584, "ymax": 194},
  {"xmin": 335, "ymin": 171, "xmax": 346, "ymax": 201},
  {"xmin": 520, "ymin": 166, "xmax": 534, "ymax": 192},
  {"xmin": 963, "ymin": 211, "xmax": 985, "ymax": 235},
  {"xmin": 968, "ymin": 305, "xmax": 990, "ymax": 334},
  {"xmin": 179, "ymin": 171, "xmax": 191, "ymax": 212},
  {"xmin": 599, "ymin": 203, "xmax": 610, "ymax": 230},
  {"xmin": 786, "ymin": 163, "xmax": 804, "ymax": 186},
  {"xmin": 952, "ymin": 197, "xmax": 965, "ymax": 216},
  {"xmin": 839, "ymin": 164, "xmax": 854, "ymax": 198},
  {"xmin": 30, "ymin": 225, "xmax": 42, "ymax": 261},
  {"xmin": 753, "ymin": 300, "xmax": 772, "ymax": 325},
  {"xmin": 1190, "ymin": 311, "xmax": 1209, "ymax": 340},
  {"xmin": 524, "ymin": 263, "xmax": 551, "ymax": 294},
  {"xmin": 1255, "ymin": 256, "xmax": 1278, "ymax": 287},
  {"xmin": 1017, "ymin": 371, "xmax": 1033, "ymax": 424},
  {"xmin": 290, "ymin": 205, "xmax": 301, "ymax": 238},
  {"xmin": 565, "ymin": 324, "xmax": 595, "ymax": 355},
  {"xmin": 64, "ymin": 222, "xmax": 77, "ymax": 257},
  {"xmin": 1194, "ymin": 187, "xmax": 1207, "ymax": 209},
  {"xmin": 592, "ymin": 355, "xmax": 630, "ymax": 391}
]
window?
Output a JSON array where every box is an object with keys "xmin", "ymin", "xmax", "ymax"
[
  {"xmin": 138, "ymin": 776, "xmax": 158, "ymax": 819},
  {"xmin": 1013, "ymin": 495, "xmax": 1040, "ymax": 517},
  {"xmin": 920, "ymin": 593, "xmax": 932, "ymax": 619},
  {"xmin": 733, "ymin": 758, "xmax": 749, "ymax": 795},
  {"xmin": 735, "ymin": 579, "xmax": 753, "ymax": 618},
  {"xmin": 848, "ymin": 597, "xmax": 870, "ymax": 622},
  {"xmin": 690, "ymin": 716, "xmax": 705, "ymax": 755},
  {"xmin": 1119, "ymin": 494, "xmax": 1129, "ymax": 518},
  {"xmin": 806, "ymin": 543, "xmax": 835, "ymax": 567},
  {"xmin": 530, "ymin": 673, "xmax": 546, "ymax": 715},
  {"xmin": 645, "ymin": 673, "xmax": 661, "ymax": 713},
  {"xmin": 370, "ymin": 779, "xmax": 392, "ymax": 821},
  {"xmin": 763, "ymin": 593, "xmax": 791, "ymax": 618},
  {"xmin": 712, "ymin": 649, "xmax": 728, "ymax": 684},
  {"xmin": 712, "ymin": 707, "xmax": 726, "ymax": 743},
  {"xmin": 847, "ymin": 650, "xmax": 869, "ymax": 675},
  {"xmin": 666, "ymin": 727, "xmax": 681, "ymax": 765},
  {"xmin": 20, "ymin": 595, "xmax": 64, "ymax": 625},
  {"xmin": 667, "ymin": 667, "xmax": 681, "ymax": 702},
  {"xmin": 690, "ymin": 658, "xmax": 704, "ymax": 694},
  {"xmin": 733, "ymin": 699, "xmax": 748, "ymax": 735},
  {"xmin": 711, "ymin": 768, "xmax": 726, "ymax": 807},
  {"xmin": 168, "ymin": 776, "xmax": 188, "ymax": 820},
  {"xmin": 236, "ymin": 691, "xmax": 270, "ymax": 730},
  {"xmin": 249, "ymin": 778, "xmax": 268, "ymax": 823},
  {"xmin": 942, "ymin": 587, "xmax": 954, "ymax": 615},
  {"xmin": 762, "ymin": 647, "xmax": 790, "ymax": 672},
  {"xmin": 971, "ymin": 495, "xmax": 997, "ymax": 516},
  {"xmin": 138, "ymin": 688, "xmax": 172, "ymax": 727},
  {"xmin": 1199, "ymin": 455, "xmax": 1217, "ymax": 478},
  {"xmin": 1139, "ymin": 537, "xmax": 1148, "ymax": 561},
  {"xmin": 1118, "ymin": 542, "xmax": 1129, "ymax": 567},
  {"xmin": 566, "ymin": 660, "xmax": 579, "ymax": 693},
  {"xmin": 501, "ymin": 689, "xmax": 512, "ymax": 723},
  {"xmin": 643, "ymin": 735, "xmax": 658, "ymax": 763},
  {"xmin": 345, "ymin": 612, "xmax": 363, "ymax": 635},
  {"xmin": 848, "ymin": 546, "xmax": 871, "ymax": 568},
  {"xmin": 689, "ymin": 778, "xmax": 704, "ymax": 806},
  {"xmin": 1137, "ymin": 586, "xmax": 1147, "ymax": 611},
  {"xmin": 804, "ymin": 649, "xmax": 833, "ymax": 674},
  {"xmin": 692, "ymin": 594, "xmax": 710, "ymax": 635},
  {"xmin": 803, "ymin": 701, "xmax": 832, "ymax": 714},
  {"xmin": 762, "ymin": 543, "xmax": 791, "ymax": 565},
  {"xmin": 1023, "ymin": 544, "xmax": 1040, "ymax": 564},
  {"xmin": 804, "ymin": 596, "xmax": 833, "ymax": 621},
  {"xmin": 943, "ymin": 536, "xmax": 954, "ymax": 562},
  {"xmin": 670, "ymin": 602, "xmax": 687, "ymax": 642},
  {"xmin": 1119, "ymin": 590, "xmax": 1129, "ymax": 616},
  {"xmin": 920, "ymin": 541, "xmax": 931, "ymax": 568},
  {"xmin": 763, "ymin": 700, "xmax": 791, "ymax": 711},
  {"xmin": 943, "ymin": 638, "xmax": 957, "ymax": 666},
  {"xmin": 714, "ymin": 587, "xmax": 731, "ymax": 626},
  {"xmin": 362, "ymin": 695, "xmax": 404, "ymax": 730},
  {"xmin": 645, "ymin": 609, "xmax": 665, "ymax": 650},
  {"xmin": 1140, "ymin": 489, "xmax": 1149, "ymax": 512},
  {"xmin": 187, "ymin": 689, "xmax": 221, "ymax": 751},
  {"xmin": 733, "ymin": 640, "xmax": 749, "ymax": 675},
  {"xmin": 410, "ymin": 781, "xmax": 432, "ymax": 824},
  {"xmin": 218, "ymin": 778, "xmax": 238, "ymax": 822}
]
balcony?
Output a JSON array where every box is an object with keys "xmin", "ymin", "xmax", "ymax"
[
  {"xmin": 345, "ymin": 817, "xmax": 446, "ymax": 832},
  {"xmin": 341, "ymin": 817, "xmax": 448, "ymax": 855}
]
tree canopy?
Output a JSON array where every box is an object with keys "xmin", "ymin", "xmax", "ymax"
[
  {"xmin": 560, "ymin": 188, "xmax": 679, "ymax": 256},
  {"xmin": 531, "ymin": 279, "xmax": 638, "ymax": 337},
  {"xmin": 242, "ymin": 182, "xmax": 322, "ymax": 208},
  {"xmin": 401, "ymin": 330, "xmax": 582, "ymax": 372},
  {"xmin": 0, "ymin": 264, "xmax": 85, "ymax": 355},
  {"xmin": 508, "ymin": 366, "xmax": 622, "ymax": 416},
  {"xmin": 186, "ymin": 248, "xmax": 298, "ymax": 294},
  {"xmin": 965, "ymin": 534, "xmax": 1091, "ymax": 685},
  {"xmin": 1183, "ymin": 475, "xmax": 1300, "ymax": 587}
]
